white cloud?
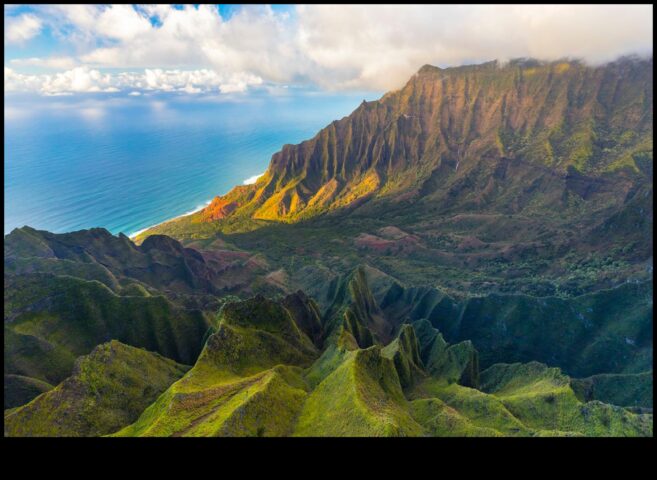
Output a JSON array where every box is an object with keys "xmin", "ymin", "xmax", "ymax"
[
  {"xmin": 76, "ymin": 4, "xmax": 224, "ymax": 69},
  {"xmin": 95, "ymin": 4, "xmax": 151, "ymax": 41},
  {"xmin": 5, "ymin": 66, "xmax": 44, "ymax": 92},
  {"xmin": 41, "ymin": 67, "xmax": 115, "ymax": 94},
  {"xmin": 295, "ymin": 4, "xmax": 654, "ymax": 90},
  {"xmin": 35, "ymin": 4, "xmax": 149, "ymax": 44},
  {"xmin": 5, "ymin": 13, "xmax": 42, "ymax": 44},
  {"xmin": 10, "ymin": 56, "xmax": 78, "ymax": 69},
  {"xmin": 137, "ymin": 68, "xmax": 262, "ymax": 93},
  {"xmin": 4, "ymin": 65, "xmax": 263, "ymax": 95},
  {"xmin": 4, "ymin": 4, "xmax": 654, "ymax": 93}
]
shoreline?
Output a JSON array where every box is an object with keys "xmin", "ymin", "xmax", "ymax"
[
  {"xmin": 128, "ymin": 199, "xmax": 212, "ymax": 239},
  {"xmin": 127, "ymin": 172, "xmax": 264, "ymax": 239}
]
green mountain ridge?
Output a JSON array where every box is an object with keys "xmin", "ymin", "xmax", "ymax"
[
  {"xmin": 5, "ymin": 273, "xmax": 650, "ymax": 437},
  {"xmin": 3, "ymin": 57, "xmax": 653, "ymax": 437},
  {"xmin": 181, "ymin": 57, "xmax": 652, "ymax": 225},
  {"xmin": 137, "ymin": 57, "xmax": 652, "ymax": 300},
  {"xmin": 4, "ymin": 341, "xmax": 189, "ymax": 436}
]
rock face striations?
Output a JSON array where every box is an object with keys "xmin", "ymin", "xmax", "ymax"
[
  {"xmin": 4, "ymin": 57, "xmax": 653, "ymax": 437},
  {"xmin": 138, "ymin": 57, "xmax": 652, "ymax": 299},
  {"xmin": 171, "ymin": 57, "xmax": 651, "ymax": 225}
]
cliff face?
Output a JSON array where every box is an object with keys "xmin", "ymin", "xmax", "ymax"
[
  {"xmin": 198, "ymin": 57, "xmax": 652, "ymax": 223},
  {"xmin": 4, "ymin": 58, "xmax": 653, "ymax": 437}
]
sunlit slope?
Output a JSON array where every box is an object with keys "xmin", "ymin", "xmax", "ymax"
[
  {"xmin": 140, "ymin": 57, "xmax": 652, "ymax": 237},
  {"xmin": 136, "ymin": 58, "xmax": 652, "ymax": 301},
  {"xmin": 114, "ymin": 295, "xmax": 319, "ymax": 437},
  {"xmin": 4, "ymin": 341, "xmax": 189, "ymax": 437},
  {"xmin": 113, "ymin": 269, "xmax": 651, "ymax": 437}
]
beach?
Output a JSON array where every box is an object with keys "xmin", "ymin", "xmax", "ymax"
[
  {"xmin": 5, "ymin": 92, "xmax": 376, "ymax": 237},
  {"xmin": 127, "ymin": 171, "xmax": 265, "ymax": 238}
]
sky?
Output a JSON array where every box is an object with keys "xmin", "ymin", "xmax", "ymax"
[{"xmin": 4, "ymin": 4, "xmax": 654, "ymax": 96}]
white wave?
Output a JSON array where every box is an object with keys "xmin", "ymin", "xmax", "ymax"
[
  {"xmin": 127, "ymin": 199, "xmax": 212, "ymax": 239},
  {"xmin": 127, "ymin": 226, "xmax": 150, "ymax": 239},
  {"xmin": 243, "ymin": 172, "xmax": 264, "ymax": 185},
  {"xmin": 181, "ymin": 199, "xmax": 213, "ymax": 217}
]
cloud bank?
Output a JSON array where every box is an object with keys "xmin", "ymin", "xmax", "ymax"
[
  {"xmin": 4, "ymin": 4, "xmax": 653, "ymax": 95},
  {"xmin": 4, "ymin": 66, "xmax": 263, "ymax": 95}
]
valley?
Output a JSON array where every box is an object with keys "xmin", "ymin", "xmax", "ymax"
[{"xmin": 4, "ymin": 57, "xmax": 653, "ymax": 437}]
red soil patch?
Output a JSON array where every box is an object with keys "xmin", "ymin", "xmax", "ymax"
[{"xmin": 199, "ymin": 196, "xmax": 239, "ymax": 222}]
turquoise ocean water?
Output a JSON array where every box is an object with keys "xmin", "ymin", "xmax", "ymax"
[{"xmin": 4, "ymin": 90, "xmax": 380, "ymax": 237}]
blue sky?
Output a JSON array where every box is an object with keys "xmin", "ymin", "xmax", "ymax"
[
  {"xmin": 4, "ymin": 5, "xmax": 292, "ymax": 61},
  {"xmin": 4, "ymin": 4, "xmax": 653, "ymax": 96}
]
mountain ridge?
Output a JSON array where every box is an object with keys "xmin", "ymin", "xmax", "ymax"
[
  {"xmin": 3, "ymin": 56, "xmax": 653, "ymax": 437},
  {"xmin": 133, "ymin": 56, "xmax": 651, "ymax": 298},
  {"xmin": 135, "ymin": 56, "xmax": 651, "ymax": 232}
]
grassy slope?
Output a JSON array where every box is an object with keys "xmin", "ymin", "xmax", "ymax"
[
  {"xmin": 407, "ymin": 361, "xmax": 652, "ymax": 437},
  {"xmin": 115, "ymin": 296, "xmax": 319, "ymax": 436},
  {"xmin": 479, "ymin": 362, "xmax": 652, "ymax": 436},
  {"xmin": 380, "ymin": 279, "xmax": 652, "ymax": 378},
  {"xmin": 294, "ymin": 346, "xmax": 424, "ymax": 437},
  {"xmin": 570, "ymin": 371, "xmax": 653, "ymax": 408},
  {"xmin": 4, "ymin": 273, "xmax": 211, "ymax": 390},
  {"xmin": 4, "ymin": 341, "xmax": 189, "ymax": 437},
  {"xmin": 116, "ymin": 297, "xmax": 651, "ymax": 437},
  {"xmin": 135, "ymin": 58, "xmax": 652, "ymax": 299}
]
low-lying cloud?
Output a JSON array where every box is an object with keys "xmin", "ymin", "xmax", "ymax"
[{"xmin": 4, "ymin": 66, "xmax": 263, "ymax": 96}]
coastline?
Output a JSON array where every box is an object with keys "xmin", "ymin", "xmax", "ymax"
[
  {"xmin": 127, "ymin": 200, "xmax": 212, "ymax": 239},
  {"xmin": 127, "ymin": 172, "xmax": 264, "ymax": 239}
]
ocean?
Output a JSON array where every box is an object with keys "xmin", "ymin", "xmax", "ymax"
[{"xmin": 4, "ymin": 90, "xmax": 381, "ymax": 237}]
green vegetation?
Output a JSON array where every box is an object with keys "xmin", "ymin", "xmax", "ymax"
[
  {"xmin": 406, "ymin": 361, "xmax": 652, "ymax": 436},
  {"xmin": 3, "ymin": 58, "xmax": 652, "ymax": 436},
  {"xmin": 294, "ymin": 347, "xmax": 423, "ymax": 437},
  {"xmin": 114, "ymin": 295, "xmax": 319, "ymax": 436},
  {"xmin": 4, "ymin": 341, "xmax": 189, "ymax": 437},
  {"xmin": 3, "ymin": 268, "xmax": 652, "ymax": 437},
  {"xmin": 115, "ymin": 285, "xmax": 652, "ymax": 437},
  {"xmin": 116, "ymin": 364, "xmax": 309, "ymax": 437},
  {"xmin": 478, "ymin": 362, "xmax": 651, "ymax": 436},
  {"xmin": 571, "ymin": 371, "xmax": 653, "ymax": 408},
  {"xmin": 380, "ymin": 280, "xmax": 652, "ymax": 378},
  {"xmin": 3, "ymin": 273, "xmax": 210, "ymax": 409},
  {"xmin": 381, "ymin": 324, "xmax": 426, "ymax": 389},
  {"xmin": 4, "ymin": 374, "xmax": 53, "ymax": 410}
]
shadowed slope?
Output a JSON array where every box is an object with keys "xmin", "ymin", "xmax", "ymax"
[
  {"xmin": 4, "ymin": 273, "xmax": 210, "ymax": 398},
  {"xmin": 140, "ymin": 57, "xmax": 652, "ymax": 239},
  {"xmin": 570, "ymin": 371, "xmax": 653, "ymax": 409},
  {"xmin": 379, "ymin": 279, "xmax": 652, "ymax": 377},
  {"xmin": 4, "ymin": 226, "xmax": 268, "ymax": 296},
  {"xmin": 115, "ymin": 295, "xmax": 319, "ymax": 437}
]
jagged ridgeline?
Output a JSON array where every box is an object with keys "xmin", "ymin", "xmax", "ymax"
[
  {"xmin": 4, "ymin": 245, "xmax": 653, "ymax": 435},
  {"xmin": 140, "ymin": 56, "xmax": 652, "ymax": 227},
  {"xmin": 137, "ymin": 56, "xmax": 652, "ymax": 299},
  {"xmin": 4, "ymin": 57, "xmax": 653, "ymax": 436},
  {"xmin": 3, "ymin": 226, "xmax": 272, "ymax": 409}
]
